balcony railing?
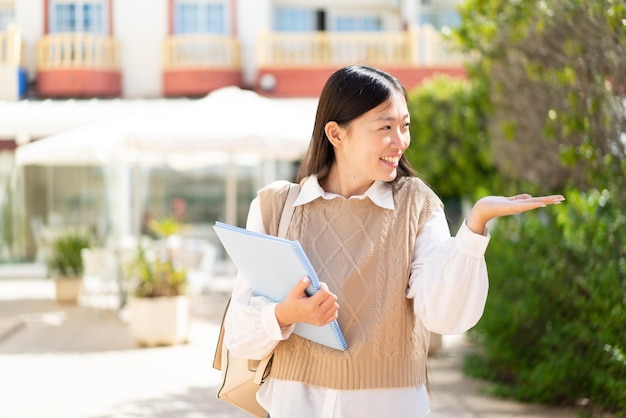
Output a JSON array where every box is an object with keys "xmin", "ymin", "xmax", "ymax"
[
  {"xmin": 257, "ymin": 26, "xmax": 464, "ymax": 68},
  {"xmin": 37, "ymin": 33, "xmax": 120, "ymax": 70},
  {"xmin": 0, "ymin": 24, "xmax": 21, "ymax": 66},
  {"xmin": 163, "ymin": 34, "xmax": 240, "ymax": 70}
]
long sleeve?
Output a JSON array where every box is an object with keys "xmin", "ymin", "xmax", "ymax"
[
  {"xmin": 224, "ymin": 197, "xmax": 295, "ymax": 360},
  {"xmin": 406, "ymin": 208, "xmax": 490, "ymax": 334}
]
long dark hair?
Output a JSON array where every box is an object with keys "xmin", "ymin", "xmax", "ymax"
[{"xmin": 296, "ymin": 65, "xmax": 416, "ymax": 183}]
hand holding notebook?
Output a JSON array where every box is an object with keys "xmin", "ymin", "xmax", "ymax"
[
  {"xmin": 213, "ymin": 221, "xmax": 348, "ymax": 351},
  {"xmin": 275, "ymin": 276, "xmax": 339, "ymax": 329}
]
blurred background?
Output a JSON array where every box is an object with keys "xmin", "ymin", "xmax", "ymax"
[{"xmin": 0, "ymin": 0, "xmax": 624, "ymax": 417}]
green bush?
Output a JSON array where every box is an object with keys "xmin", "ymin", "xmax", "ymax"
[
  {"xmin": 466, "ymin": 188, "xmax": 626, "ymax": 414},
  {"xmin": 406, "ymin": 74, "xmax": 497, "ymax": 202},
  {"xmin": 45, "ymin": 230, "xmax": 92, "ymax": 278},
  {"xmin": 125, "ymin": 217, "xmax": 187, "ymax": 298}
]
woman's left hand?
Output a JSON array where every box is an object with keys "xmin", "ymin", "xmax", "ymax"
[{"xmin": 466, "ymin": 194, "xmax": 565, "ymax": 234}]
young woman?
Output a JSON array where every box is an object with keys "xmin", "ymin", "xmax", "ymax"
[{"xmin": 225, "ymin": 65, "xmax": 564, "ymax": 418}]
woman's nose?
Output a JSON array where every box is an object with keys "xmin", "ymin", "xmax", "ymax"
[{"xmin": 392, "ymin": 128, "xmax": 410, "ymax": 149}]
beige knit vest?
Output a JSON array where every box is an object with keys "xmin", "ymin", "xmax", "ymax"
[{"xmin": 258, "ymin": 177, "xmax": 442, "ymax": 390}]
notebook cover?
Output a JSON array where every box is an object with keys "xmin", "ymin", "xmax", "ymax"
[{"xmin": 213, "ymin": 221, "xmax": 347, "ymax": 350}]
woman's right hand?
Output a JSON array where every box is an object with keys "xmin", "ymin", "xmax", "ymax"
[{"xmin": 275, "ymin": 277, "xmax": 339, "ymax": 328}]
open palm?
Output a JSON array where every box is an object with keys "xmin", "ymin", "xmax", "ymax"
[{"xmin": 467, "ymin": 194, "xmax": 565, "ymax": 234}]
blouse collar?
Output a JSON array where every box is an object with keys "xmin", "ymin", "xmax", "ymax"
[{"xmin": 293, "ymin": 175, "xmax": 395, "ymax": 210}]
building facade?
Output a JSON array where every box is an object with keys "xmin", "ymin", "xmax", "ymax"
[
  {"xmin": 2, "ymin": 0, "xmax": 465, "ymax": 100},
  {"xmin": 0, "ymin": 0, "xmax": 466, "ymax": 263}
]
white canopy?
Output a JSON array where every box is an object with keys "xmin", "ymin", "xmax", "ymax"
[
  {"xmin": 14, "ymin": 87, "xmax": 318, "ymax": 238},
  {"xmin": 15, "ymin": 87, "xmax": 318, "ymax": 167},
  {"xmin": 0, "ymin": 96, "xmax": 189, "ymax": 141}
]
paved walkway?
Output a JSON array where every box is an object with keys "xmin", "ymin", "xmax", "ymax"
[{"xmin": 0, "ymin": 266, "xmax": 580, "ymax": 418}]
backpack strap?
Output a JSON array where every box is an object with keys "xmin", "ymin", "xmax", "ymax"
[{"xmin": 278, "ymin": 183, "xmax": 300, "ymax": 238}]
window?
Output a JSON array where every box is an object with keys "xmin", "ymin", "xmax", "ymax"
[
  {"xmin": 174, "ymin": 0, "xmax": 226, "ymax": 34},
  {"xmin": 333, "ymin": 15, "xmax": 382, "ymax": 32},
  {"xmin": 439, "ymin": 11, "xmax": 461, "ymax": 28},
  {"xmin": 0, "ymin": 5, "xmax": 15, "ymax": 31},
  {"xmin": 274, "ymin": 8, "xmax": 317, "ymax": 32},
  {"xmin": 419, "ymin": 12, "xmax": 437, "ymax": 27},
  {"xmin": 83, "ymin": 2, "xmax": 105, "ymax": 32},
  {"xmin": 419, "ymin": 10, "xmax": 461, "ymax": 29},
  {"xmin": 49, "ymin": 0, "xmax": 107, "ymax": 34}
]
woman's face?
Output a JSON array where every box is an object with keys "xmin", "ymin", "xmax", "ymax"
[{"xmin": 330, "ymin": 91, "xmax": 411, "ymax": 194}]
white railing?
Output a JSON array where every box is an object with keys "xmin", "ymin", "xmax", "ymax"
[
  {"xmin": 163, "ymin": 34, "xmax": 240, "ymax": 70},
  {"xmin": 0, "ymin": 24, "xmax": 22, "ymax": 100},
  {"xmin": 37, "ymin": 33, "xmax": 120, "ymax": 70},
  {"xmin": 257, "ymin": 26, "xmax": 465, "ymax": 68},
  {"xmin": 0, "ymin": 24, "xmax": 21, "ymax": 66}
]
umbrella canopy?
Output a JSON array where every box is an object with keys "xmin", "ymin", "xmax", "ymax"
[
  {"xmin": 14, "ymin": 87, "xmax": 319, "ymax": 237},
  {"xmin": 14, "ymin": 122, "xmax": 133, "ymax": 166},
  {"xmin": 15, "ymin": 87, "xmax": 318, "ymax": 167},
  {"xmin": 128, "ymin": 86, "xmax": 317, "ymax": 161}
]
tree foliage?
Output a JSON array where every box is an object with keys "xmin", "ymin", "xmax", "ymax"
[
  {"xmin": 406, "ymin": 74, "xmax": 497, "ymax": 201},
  {"xmin": 452, "ymin": 0, "xmax": 626, "ymax": 414},
  {"xmin": 454, "ymin": 0, "xmax": 626, "ymax": 194}
]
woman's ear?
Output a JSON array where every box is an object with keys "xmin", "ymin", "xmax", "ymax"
[{"xmin": 325, "ymin": 121, "xmax": 343, "ymax": 148}]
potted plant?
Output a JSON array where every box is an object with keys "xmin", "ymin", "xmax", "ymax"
[
  {"xmin": 125, "ymin": 217, "xmax": 189, "ymax": 347},
  {"xmin": 45, "ymin": 229, "xmax": 92, "ymax": 304}
]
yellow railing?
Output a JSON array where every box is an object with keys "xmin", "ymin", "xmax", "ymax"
[
  {"xmin": 37, "ymin": 33, "xmax": 120, "ymax": 70},
  {"xmin": 163, "ymin": 34, "xmax": 240, "ymax": 70},
  {"xmin": 257, "ymin": 26, "xmax": 464, "ymax": 68},
  {"xmin": 0, "ymin": 24, "xmax": 21, "ymax": 66}
]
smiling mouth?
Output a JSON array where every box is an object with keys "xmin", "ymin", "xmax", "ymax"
[{"xmin": 380, "ymin": 155, "xmax": 401, "ymax": 164}]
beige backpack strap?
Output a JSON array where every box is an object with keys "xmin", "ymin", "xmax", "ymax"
[
  {"xmin": 278, "ymin": 183, "xmax": 300, "ymax": 238},
  {"xmin": 253, "ymin": 355, "xmax": 273, "ymax": 384}
]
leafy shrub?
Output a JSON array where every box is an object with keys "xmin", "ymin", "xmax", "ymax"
[
  {"xmin": 466, "ymin": 188, "xmax": 626, "ymax": 414},
  {"xmin": 406, "ymin": 74, "xmax": 497, "ymax": 202},
  {"xmin": 125, "ymin": 217, "xmax": 187, "ymax": 298},
  {"xmin": 45, "ymin": 230, "xmax": 92, "ymax": 278}
]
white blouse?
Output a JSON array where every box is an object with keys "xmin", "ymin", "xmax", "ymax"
[{"xmin": 225, "ymin": 177, "xmax": 490, "ymax": 418}]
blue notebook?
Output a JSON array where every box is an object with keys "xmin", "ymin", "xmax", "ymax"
[{"xmin": 213, "ymin": 221, "xmax": 347, "ymax": 351}]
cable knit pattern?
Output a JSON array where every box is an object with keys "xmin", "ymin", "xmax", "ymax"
[{"xmin": 258, "ymin": 177, "xmax": 442, "ymax": 390}]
